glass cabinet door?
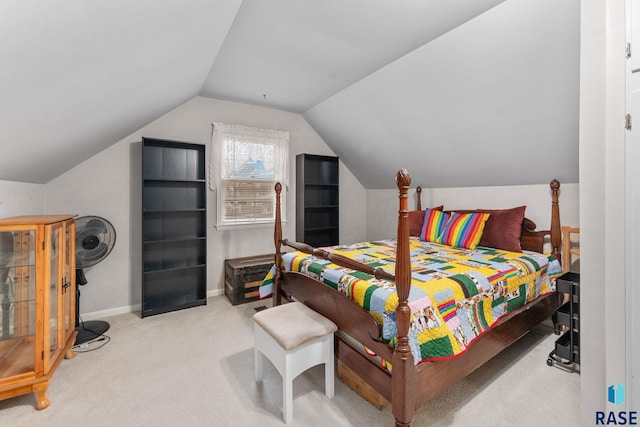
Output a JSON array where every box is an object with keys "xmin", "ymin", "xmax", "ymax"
[
  {"xmin": 0, "ymin": 228, "xmax": 36, "ymax": 379},
  {"xmin": 47, "ymin": 224, "xmax": 61, "ymax": 371},
  {"xmin": 62, "ymin": 221, "xmax": 74, "ymax": 339}
]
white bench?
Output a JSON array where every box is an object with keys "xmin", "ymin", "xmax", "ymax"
[{"xmin": 253, "ymin": 302, "xmax": 337, "ymax": 423}]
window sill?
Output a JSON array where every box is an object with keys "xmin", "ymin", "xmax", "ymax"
[{"xmin": 214, "ymin": 219, "xmax": 287, "ymax": 232}]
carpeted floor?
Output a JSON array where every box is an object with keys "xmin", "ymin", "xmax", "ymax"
[{"xmin": 0, "ymin": 296, "xmax": 580, "ymax": 426}]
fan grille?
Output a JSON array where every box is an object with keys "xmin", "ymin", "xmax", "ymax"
[{"xmin": 75, "ymin": 216, "xmax": 116, "ymax": 268}]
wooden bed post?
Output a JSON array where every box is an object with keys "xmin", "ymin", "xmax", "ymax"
[
  {"xmin": 273, "ymin": 182, "xmax": 283, "ymax": 306},
  {"xmin": 550, "ymin": 179, "xmax": 562, "ymax": 265},
  {"xmin": 392, "ymin": 169, "xmax": 415, "ymax": 427},
  {"xmin": 416, "ymin": 186, "xmax": 422, "ymax": 211}
]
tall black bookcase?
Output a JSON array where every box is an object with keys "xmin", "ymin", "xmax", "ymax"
[
  {"xmin": 141, "ymin": 138, "xmax": 206, "ymax": 317},
  {"xmin": 296, "ymin": 154, "xmax": 339, "ymax": 247}
]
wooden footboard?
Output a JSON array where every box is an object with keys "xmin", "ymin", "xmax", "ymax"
[
  {"xmin": 280, "ymin": 271, "xmax": 392, "ymax": 363},
  {"xmin": 412, "ymin": 292, "xmax": 558, "ymax": 407},
  {"xmin": 271, "ymin": 171, "xmax": 562, "ymax": 427}
]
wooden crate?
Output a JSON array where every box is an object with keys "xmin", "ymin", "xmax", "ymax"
[
  {"xmin": 224, "ymin": 254, "xmax": 274, "ymax": 305},
  {"xmin": 338, "ymin": 360, "xmax": 389, "ymax": 410}
]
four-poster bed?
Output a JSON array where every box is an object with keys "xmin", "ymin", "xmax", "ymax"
[{"xmin": 265, "ymin": 170, "xmax": 562, "ymax": 427}]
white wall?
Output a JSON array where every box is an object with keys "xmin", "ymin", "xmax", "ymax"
[
  {"xmin": 367, "ymin": 183, "xmax": 579, "ymax": 243},
  {"xmin": 44, "ymin": 97, "xmax": 367, "ymax": 317},
  {"xmin": 44, "ymin": 134, "xmax": 134, "ymax": 317},
  {"xmin": 0, "ymin": 180, "xmax": 44, "ymax": 218},
  {"xmin": 580, "ymin": 0, "xmax": 627, "ymax": 423}
]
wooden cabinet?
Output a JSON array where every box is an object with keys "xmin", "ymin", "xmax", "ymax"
[
  {"xmin": 142, "ymin": 138, "xmax": 207, "ymax": 317},
  {"xmin": 0, "ymin": 215, "xmax": 77, "ymax": 409},
  {"xmin": 296, "ymin": 154, "xmax": 339, "ymax": 247}
]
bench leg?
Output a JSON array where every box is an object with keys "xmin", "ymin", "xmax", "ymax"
[
  {"xmin": 283, "ymin": 352, "xmax": 293, "ymax": 424},
  {"xmin": 325, "ymin": 365, "xmax": 334, "ymax": 399},
  {"xmin": 325, "ymin": 340, "xmax": 334, "ymax": 399},
  {"xmin": 255, "ymin": 348, "xmax": 264, "ymax": 382}
]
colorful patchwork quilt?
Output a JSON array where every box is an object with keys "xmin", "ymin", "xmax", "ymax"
[{"xmin": 260, "ymin": 237, "xmax": 561, "ymax": 365}]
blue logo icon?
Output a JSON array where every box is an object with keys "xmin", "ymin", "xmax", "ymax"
[{"xmin": 608, "ymin": 382, "xmax": 625, "ymax": 406}]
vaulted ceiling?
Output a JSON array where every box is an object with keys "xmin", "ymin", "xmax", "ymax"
[{"xmin": 0, "ymin": 0, "xmax": 579, "ymax": 188}]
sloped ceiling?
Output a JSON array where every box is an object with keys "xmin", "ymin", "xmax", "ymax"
[
  {"xmin": 201, "ymin": 0, "xmax": 509, "ymax": 112},
  {"xmin": 0, "ymin": 0, "xmax": 242, "ymax": 183},
  {"xmin": 0, "ymin": 0, "xmax": 579, "ymax": 188},
  {"xmin": 305, "ymin": 0, "xmax": 580, "ymax": 188}
]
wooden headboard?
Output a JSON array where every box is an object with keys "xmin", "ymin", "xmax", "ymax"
[{"xmin": 414, "ymin": 179, "xmax": 561, "ymax": 262}]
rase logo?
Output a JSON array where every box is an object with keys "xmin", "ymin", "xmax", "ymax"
[
  {"xmin": 609, "ymin": 382, "xmax": 626, "ymax": 406},
  {"xmin": 596, "ymin": 382, "xmax": 637, "ymax": 425}
]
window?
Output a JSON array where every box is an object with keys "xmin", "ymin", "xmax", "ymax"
[{"xmin": 211, "ymin": 123, "xmax": 289, "ymax": 229}]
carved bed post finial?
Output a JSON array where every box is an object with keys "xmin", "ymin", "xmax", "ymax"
[
  {"xmin": 416, "ymin": 186, "xmax": 422, "ymax": 211},
  {"xmin": 550, "ymin": 179, "xmax": 561, "ymax": 265},
  {"xmin": 392, "ymin": 169, "xmax": 415, "ymax": 427},
  {"xmin": 273, "ymin": 182, "xmax": 283, "ymax": 306}
]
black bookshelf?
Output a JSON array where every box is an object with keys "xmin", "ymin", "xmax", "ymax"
[
  {"xmin": 141, "ymin": 138, "xmax": 206, "ymax": 317},
  {"xmin": 296, "ymin": 154, "xmax": 339, "ymax": 247}
]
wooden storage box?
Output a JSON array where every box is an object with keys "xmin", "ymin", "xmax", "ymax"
[
  {"xmin": 338, "ymin": 360, "xmax": 389, "ymax": 410},
  {"xmin": 224, "ymin": 254, "xmax": 274, "ymax": 305}
]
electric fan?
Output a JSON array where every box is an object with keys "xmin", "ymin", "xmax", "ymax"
[{"xmin": 75, "ymin": 216, "xmax": 116, "ymax": 345}]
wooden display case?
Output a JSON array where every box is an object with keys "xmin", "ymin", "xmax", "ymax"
[{"xmin": 0, "ymin": 215, "xmax": 77, "ymax": 409}]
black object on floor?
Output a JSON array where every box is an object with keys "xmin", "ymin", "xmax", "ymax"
[{"xmin": 75, "ymin": 320, "xmax": 110, "ymax": 345}]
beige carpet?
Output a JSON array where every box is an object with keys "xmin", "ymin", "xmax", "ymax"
[{"xmin": 0, "ymin": 296, "xmax": 579, "ymax": 426}]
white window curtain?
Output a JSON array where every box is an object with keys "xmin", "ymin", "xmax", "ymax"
[{"xmin": 211, "ymin": 122, "xmax": 289, "ymax": 229}]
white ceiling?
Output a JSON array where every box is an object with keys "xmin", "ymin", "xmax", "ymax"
[
  {"xmin": 0, "ymin": 0, "xmax": 579, "ymax": 188},
  {"xmin": 201, "ymin": 0, "xmax": 508, "ymax": 112}
]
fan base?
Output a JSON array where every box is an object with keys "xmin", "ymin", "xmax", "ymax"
[{"xmin": 75, "ymin": 320, "xmax": 110, "ymax": 346}]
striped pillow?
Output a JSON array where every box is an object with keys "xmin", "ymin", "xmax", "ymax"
[
  {"xmin": 436, "ymin": 212, "xmax": 490, "ymax": 249},
  {"xmin": 409, "ymin": 205, "xmax": 444, "ymax": 237},
  {"xmin": 420, "ymin": 208, "xmax": 450, "ymax": 243}
]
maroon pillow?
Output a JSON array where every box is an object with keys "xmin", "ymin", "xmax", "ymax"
[
  {"xmin": 408, "ymin": 205, "xmax": 443, "ymax": 237},
  {"xmin": 475, "ymin": 206, "xmax": 527, "ymax": 252}
]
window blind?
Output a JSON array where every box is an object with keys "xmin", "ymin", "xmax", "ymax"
[{"xmin": 212, "ymin": 123, "xmax": 289, "ymax": 228}]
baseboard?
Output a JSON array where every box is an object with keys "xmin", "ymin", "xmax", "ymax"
[
  {"xmin": 79, "ymin": 304, "xmax": 140, "ymax": 321},
  {"xmin": 207, "ymin": 288, "xmax": 224, "ymax": 298},
  {"xmin": 79, "ymin": 289, "xmax": 225, "ymax": 321}
]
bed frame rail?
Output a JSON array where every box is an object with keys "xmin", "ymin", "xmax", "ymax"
[{"xmin": 281, "ymin": 240, "xmax": 395, "ymax": 282}]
